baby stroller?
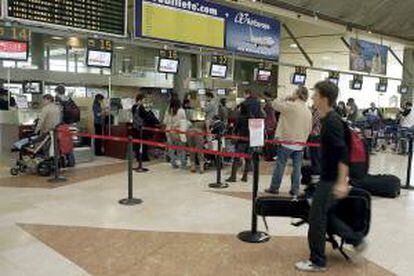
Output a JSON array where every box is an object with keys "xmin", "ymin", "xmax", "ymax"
[
  {"xmin": 10, "ymin": 133, "xmax": 53, "ymax": 176},
  {"xmin": 255, "ymin": 186, "xmax": 371, "ymax": 260},
  {"xmin": 10, "ymin": 124, "xmax": 74, "ymax": 177}
]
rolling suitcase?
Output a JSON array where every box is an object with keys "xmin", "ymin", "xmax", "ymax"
[{"xmin": 351, "ymin": 174, "xmax": 401, "ymax": 198}]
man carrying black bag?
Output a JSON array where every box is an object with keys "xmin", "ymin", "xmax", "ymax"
[{"xmin": 295, "ymin": 81, "xmax": 366, "ymax": 272}]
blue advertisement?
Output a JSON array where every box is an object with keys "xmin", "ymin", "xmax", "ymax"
[
  {"xmin": 135, "ymin": 0, "xmax": 280, "ymax": 60},
  {"xmin": 225, "ymin": 11, "xmax": 280, "ymax": 60},
  {"xmin": 350, "ymin": 38, "xmax": 388, "ymax": 75}
]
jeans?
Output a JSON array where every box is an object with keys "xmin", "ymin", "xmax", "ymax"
[
  {"xmin": 308, "ymin": 180, "xmax": 335, "ymax": 267},
  {"xmin": 270, "ymin": 146, "xmax": 303, "ymax": 195},
  {"xmin": 168, "ymin": 139, "xmax": 187, "ymax": 168}
]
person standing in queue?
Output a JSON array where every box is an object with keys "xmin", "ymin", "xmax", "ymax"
[
  {"xmin": 164, "ymin": 98, "xmax": 188, "ymax": 169},
  {"xmin": 346, "ymin": 98, "xmax": 359, "ymax": 123},
  {"xmin": 54, "ymin": 85, "xmax": 79, "ymax": 167},
  {"xmin": 263, "ymin": 91, "xmax": 277, "ymax": 161},
  {"xmin": 226, "ymin": 103, "xmax": 251, "ymax": 182},
  {"xmin": 203, "ymin": 92, "xmax": 218, "ymax": 132},
  {"xmin": 92, "ymin": 94, "xmax": 105, "ymax": 156},
  {"xmin": 0, "ymin": 88, "xmax": 10, "ymax": 110},
  {"xmin": 35, "ymin": 94, "xmax": 61, "ymax": 136},
  {"xmin": 243, "ymin": 89, "xmax": 263, "ymax": 118},
  {"xmin": 295, "ymin": 81, "xmax": 366, "ymax": 272},
  {"xmin": 335, "ymin": 101, "xmax": 347, "ymax": 119},
  {"xmin": 132, "ymin": 94, "xmax": 150, "ymax": 162},
  {"xmin": 265, "ymin": 86, "xmax": 312, "ymax": 197}
]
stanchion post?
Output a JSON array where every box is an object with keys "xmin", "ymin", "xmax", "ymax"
[
  {"xmin": 119, "ymin": 136, "xmax": 143, "ymax": 205},
  {"xmin": 134, "ymin": 126, "xmax": 149, "ymax": 173},
  {"xmin": 48, "ymin": 127, "xmax": 66, "ymax": 183},
  {"xmin": 208, "ymin": 134, "xmax": 229, "ymax": 189},
  {"xmin": 238, "ymin": 149, "xmax": 270, "ymax": 243},
  {"xmin": 403, "ymin": 135, "xmax": 414, "ymax": 190}
]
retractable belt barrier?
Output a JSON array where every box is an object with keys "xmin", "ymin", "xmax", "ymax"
[
  {"xmin": 75, "ymin": 132, "xmax": 251, "ymax": 159},
  {"xmin": 142, "ymin": 126, "xmax": 321, "ymax": 148}
]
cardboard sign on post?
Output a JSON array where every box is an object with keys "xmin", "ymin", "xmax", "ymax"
[{"xmin": 249, "ymin": 119, "xmax": 265, "ymax": 147}]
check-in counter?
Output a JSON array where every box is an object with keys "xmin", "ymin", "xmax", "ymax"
[{"xmin": 0, "ymin": 110, "xmax": 19, "ymax": 166}]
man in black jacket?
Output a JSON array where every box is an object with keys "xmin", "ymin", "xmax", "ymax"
[{"xmin": 296, "ymin": 81, "xmax": 366, "ymax": 272}]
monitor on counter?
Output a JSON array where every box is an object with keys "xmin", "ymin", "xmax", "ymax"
[
  {"xmin": 328, "ymin": 77, "xmax": 339, "ymax": 86},
  {"xmin": 161, "ymin": 88, "xmax": 168, "ymax": 94},
  {"xmin": 0, "ymin": 39, "xmax": 29, "ymax": 61},
  {"xmin": 376, "ymin": 83, "xmax": 387, "ymax": 92},
  {"xmin": 210, "ymin": 64, "xmax": 227, "ymax": 78},
  {"xmin": 399, "ymin": 85, "xmax": 409, "ymax": 94},
  {"xmin": 86, "ymin": 50, "xmax": 112, "ymax": 68},
  {"xmin": 217, "ymin": 88, "xmax": 226, "ymax": 95},
  {"xmin": 350, "ymin": 80, "xmax": 363, "ymax": 90},
  {"xmin": 198, "ymin": 89, "xmax": 206, "ymax": 95},
  {"xmin": 256, "ymin": 69, "xmax": 272, "ymax": 83},
  {"xmin": 158, "ymin": 58, "xmax": 179, "ymax": 74},
  {"xmin": 23, "ymin": 81, "xmax": 42, "ymax": 94},
  {"xmin": 292, "ymin": 73, "xmax": 306, "ymax": 85}
]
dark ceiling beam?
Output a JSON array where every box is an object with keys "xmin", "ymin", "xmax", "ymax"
[
  {"xmin": 283, "ymin": 23, "xmax": 313, "ymax": 66},
  {"xmin": 389, "ymin": 47, "xmax": 413, "ymax": 78}
]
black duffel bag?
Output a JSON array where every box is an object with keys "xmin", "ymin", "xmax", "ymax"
[
  {"xmin": 255, "ymin": 196, "xmax": 309, "ymax": 219},
  {"xmin": 351, "ymin": 174, "xmax": 401, "ymax": 198}
]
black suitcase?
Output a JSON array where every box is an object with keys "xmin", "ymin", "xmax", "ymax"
[
  {"xmin": 351, "ymin": 174, "xmax": 401, "ymax": 198},
  {"xmin": 255, "ymin": 196, "xmax": 309, "ymax": 219}
]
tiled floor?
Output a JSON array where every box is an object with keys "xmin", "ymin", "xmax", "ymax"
[{"xmin": 0, "ymin": 153, "xmax": 411, "ymax": 275}]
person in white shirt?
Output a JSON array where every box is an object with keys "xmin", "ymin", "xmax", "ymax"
[
  {"xmin": 164, "ymin": 98, "xmax": 188, "ymax": 169},
  {"xmin": 400, "ymin": 102, "xmax": 414, "ymax": 129},
  {"xmin": 265, "ymin": 86, "xmax": 312, "ymax": 197}
]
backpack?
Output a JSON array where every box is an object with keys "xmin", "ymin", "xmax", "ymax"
[
  {"xmin": 133, "ymin": 104, "xmax": 144, "ymax": 129},
  {"xmin": 61, "ymin": 99, "xmax": 80, "ymax": 124},
  {"xmin": 343, "ymin": 122, "xmax": 369, "ymax": 179}
]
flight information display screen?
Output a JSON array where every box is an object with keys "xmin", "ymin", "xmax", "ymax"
[{"xmin": 7, "ymin": 0, "xmax": 126, "ymax": 36}]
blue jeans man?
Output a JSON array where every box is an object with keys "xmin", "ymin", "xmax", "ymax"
[{"xmin": 266, "ymin": 146, "xmax": 304, "ymax": 195}]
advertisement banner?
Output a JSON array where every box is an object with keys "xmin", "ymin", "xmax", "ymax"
[
  {"xmin": 225, "ymin": 11, "xmax": 280, "ymax": 59},
  {"xmin": 350, "ymin": 38, "xmax": 388, "ymax": 75},
  {"xmin": 135, "ymin": 0, "xmax": 280, "ymax": 59}
]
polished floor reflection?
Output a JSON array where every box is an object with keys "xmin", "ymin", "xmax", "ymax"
[{"xmin": 0, "ymin": 153, "xmax": 410, "ymax": 275}]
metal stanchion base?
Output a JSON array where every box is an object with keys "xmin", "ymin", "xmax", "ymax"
[
  {"xmin": 119, "ymin": 198, "xmax": 143, "ymax": 205},
  {"xmin": 48, "ymin": 176, "xmax": 67, "ymax": 183},
  {"xmin": 237, "ymin": 231, "xmax": 270, "ymax": 243},
  {"xmin": 401, "ymin": 186, "xmax": 414, "ymax": 190},
  {"xmin": 208, "ymin": 182, "xmax": 229, "ymax": 189},
  {"xmin": 134, "ymin": 167, "xmax": 149, "ymax": 173}
]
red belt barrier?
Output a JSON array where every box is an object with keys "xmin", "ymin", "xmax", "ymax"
[
  {"xmin": 142, "ymin": 126, "xmax": 320, "ymax": 147},
  {"xmin": 76, "ymin": 132, "xmax": 251, "ymax": 159}
]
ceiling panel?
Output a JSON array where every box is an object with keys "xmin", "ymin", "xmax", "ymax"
[{"xmin": 263, "ymin": 0, "xmax": 414, "ymax": 41}]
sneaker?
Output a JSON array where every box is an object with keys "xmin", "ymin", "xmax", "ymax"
[
  {"xmin": 295, "ymin": 260, "xmax": 327, "ymax": 272},
  {"xmin": 265, "ymin": 188, "xmax": 279, "ymax": 195},
  {"xmin": 241, "ymin": 175, "xmax": 248, "ymax": 182}
]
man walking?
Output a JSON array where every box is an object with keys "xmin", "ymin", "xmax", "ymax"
[
  {"xmin": 295, "ymin": 81, "xmax": 364, "ymax": 272},
  {"xmin": 265, "ymin": 86, "xmax": 312, "ymax": 197}
]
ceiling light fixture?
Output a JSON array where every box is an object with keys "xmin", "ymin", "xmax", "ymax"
[
  {"xmin": 115, "ymin": 46, "xmax": 126, "ymax": 50},
  {"xmin": 51, "ymin": 36, "xmax": 64, "ymax": 40},
  {"xmin": 290, "ymin": 43, "xmax": 298, "ymax": 48}
]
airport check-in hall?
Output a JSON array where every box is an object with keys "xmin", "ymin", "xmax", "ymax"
[{"xmin": 0, "ymin": 0, "xmax": 414, "ymax": 275}]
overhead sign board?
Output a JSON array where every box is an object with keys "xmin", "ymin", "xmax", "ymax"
[
  {"xmin": 135, "ymin": 0, "xmax": 280, "ymax": 60},
  {"xmin": 7, "ymin": 0, "xmax": 127, "ymax": 36}
]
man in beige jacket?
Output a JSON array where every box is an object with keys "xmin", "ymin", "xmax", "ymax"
[
  {"xmin": 265, "ymin": 86, "xmax": 312, "ymax": 197},
  {"xmin": 35, "ymin": 94, "xmax": 61, "ymax": 135}
]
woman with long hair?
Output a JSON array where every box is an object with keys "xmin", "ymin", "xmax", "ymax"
[{"xmin": 164, "ymin": 98, "xmax": 188, "ymax": 169}]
